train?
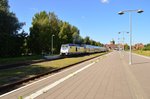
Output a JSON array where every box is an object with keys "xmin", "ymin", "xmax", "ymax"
[{"xmin": 60, "ymin": 44, "xmax": 108, "ymax": 56}]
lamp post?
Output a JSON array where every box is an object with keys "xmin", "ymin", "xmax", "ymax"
[
  {"xmin": 118, "ymin": 9, "xmax": 144, "ymax": 65},
  {"xmin": 118, "ymin": 31, "xmax": 129, "ymax": 51},
  {"xmin": 118, "ymin": 37, "xmax": 120, "ymax": 51},
  {"xmin": 51, "ymin": 34, "xmax": 55, "ymax": 55}
]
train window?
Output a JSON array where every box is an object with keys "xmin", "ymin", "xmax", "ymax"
[{"xmin": 62, "ymin": 45, "xmax": 68, "ymax": 49}]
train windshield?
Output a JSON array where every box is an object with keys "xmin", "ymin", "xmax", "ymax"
[{"xmin": 61, "ymin": 45, "xmax": 69, "ymax": 49}]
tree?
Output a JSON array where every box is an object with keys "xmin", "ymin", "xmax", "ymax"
[
  {"xmin": 48, "ymin": 12, "xmax": 61, "ymax": 53},
  {"xmin": 0, "ymin": 0, "xmax": 9, "ymax": 12},
  {"xmin": 29, "ymin": 10, "xmax": 104, "ymax": 55},
  {"xmin": 124, "ymin": 44, "xmax": 129, "ymax": 50},
  {"xmin": 29, "ymin": 11, "xmax": 50, "ymax": 54},
  {"xmin": 96, "ymin": 42, "xmax": 103, "ymax": 46},
  {"xmin": 90, "ymin": 39, "xmax": 95, "ymax": 45},
  {"xmin": 83, "ymin": 36, "xmax": 90, "ymax": 44},
  {"xmin": 71, "ymin": 26, "xmax": 80, "ymax": 44},
  {"xmin": 58, "ymin": 22, "xmax": 72, "ymax": 44},
  {"xmin": 0, "ymin": 0, "xmax": 24, "ymax": 57},
  {"xmin": 143, "ymin": 43, "xmax": 150, "ymax": 51},
  {"xmin": 29, "ymin": 11, "xmax": 61, "ymax": 54},
  {"xmin": 18, "ymin": 30, "xmax": 28, "ymax": 55}
]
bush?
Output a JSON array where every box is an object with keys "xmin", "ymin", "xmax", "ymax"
[{"xmin": 143, "ymin": 43, "xmax": 150, "ymax": 51}]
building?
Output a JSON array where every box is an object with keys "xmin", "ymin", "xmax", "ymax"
[
  {"xmin": 134, "ymin": 43, "xmax": 144, "ymax": 50},
  {"xmin": 105, "ymin": 40, "xmax": 117, "ymax": 50}
]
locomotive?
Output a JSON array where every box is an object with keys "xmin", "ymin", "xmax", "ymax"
[{"xmin": 60, "ymin": 44, "xmax": 107, "ymax": 56}]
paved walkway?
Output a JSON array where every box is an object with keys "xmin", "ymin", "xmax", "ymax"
[{"xmin": 1, "ymin": 51, "xmax": 150, "ymax": 99}]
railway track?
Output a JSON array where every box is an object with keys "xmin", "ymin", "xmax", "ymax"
[{"xmin": 0, "ymin": 53, "xmax": 106, "ymax": 95}]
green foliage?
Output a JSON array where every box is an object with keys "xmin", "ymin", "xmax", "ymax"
[
  {"xmin": 18, "ymin": 30, "xmax": 28, "ymax": 55},
  {"xmin": 0, "ymin": 1, "xmax": 104, "ymax": 58},
  {"xmin": 29, "ymin": 11, "xmax": 62, "ymax": 54},
  {"xmin": 133, "ymin": 50, "xmax": 150, "ymax": 56},
  {"xmin": 143, "ymin": 43, "xmax": 150, "ymax": 51},
  {"xmin": 29, "ymin": 11, "xmax": 50, "ymax": 54},
  {"xmin": 83, "ymin": 36, "xmax": 103, "ymax": 46},
  {"xmin": 71, "ymin": 26, "xmax": 81, "ymax": 44},
  {"xmin": 0, "ymin": 0, "xmax": 9, "ymax": 12},
  {"xmin": 0, "ymin": 0, "xmax": 25, "ymax": 57},
  {"xmin": 124, "ymin": 44, "xmax": 129, "ymax": 50},
  {"xmin": 29, "ymin": 11, "xmax": 86, "ymax": 54},
  {"xmin": 84, "ymin": 36, "xmax": 91, "ymax": 44},
  {"xmin": 96, "ymin": 42, "xmax": 103, "ymax": 46},
  {"xmin": 59, "ymin": 22, "xmax": 72, "ymax": 44}
]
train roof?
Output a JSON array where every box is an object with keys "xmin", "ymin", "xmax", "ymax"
[
  {"xmin": 61, "ymin": 44, "xmax": 79, "ymax": 46},
  {"xmin": 61, "ymin": 44, "xmax": 106, "ymax": 48}
]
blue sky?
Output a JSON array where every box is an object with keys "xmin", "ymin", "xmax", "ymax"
[{"xmin": 9, "ymin": 0, "xmax": 150, "ymax": 44}]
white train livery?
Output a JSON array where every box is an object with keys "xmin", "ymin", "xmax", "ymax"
[{"xmin": 60, "ymin": 44, "xmax": 107, "ymax": 56}]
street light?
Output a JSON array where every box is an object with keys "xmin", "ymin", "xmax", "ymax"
[
  {"xmin": 118, "ymin": 9, "xmax": 144, "ymax": 65},
  {"xmin": 51, "ymin": 34, "xmax": 55, "ymax": 55},
  {"xmin": 118, "ymin": 31, "xmax": 129, "ymax": 51},
  {"xmin": 137, "ymin": 9, "xmax": 144, "ymax": 13},
  {"xmin": 118, "ymin": 37, "xmax": 120, "ymax": 51}
]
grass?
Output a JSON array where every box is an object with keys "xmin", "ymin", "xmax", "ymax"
[
  {"xmin": 0, "ymin": 52, "xmax": 107, "ymax": 86},
  {"xmin": 35, "ymin": 53, "xmax": 106, "ymax": 68},
  {"xmin": 133, "ymin": 50, "xmax": 150, "ymax": 56},
  {"xmin": 0, "ymin": 65, "xmax": 53, "ymax": 85},
  {"xmin": 0, "ymin": 55, "xmax": 43, "ymax": 65}
]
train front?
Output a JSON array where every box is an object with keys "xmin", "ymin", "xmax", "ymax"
[{"xmin": 60, "ymin": 44, "xmax": 69, "ymax": 56}]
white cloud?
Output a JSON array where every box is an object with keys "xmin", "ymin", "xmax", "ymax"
[{"xmin": 101, "ymin": 0, "xmax": 109, "ymax": 3}]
